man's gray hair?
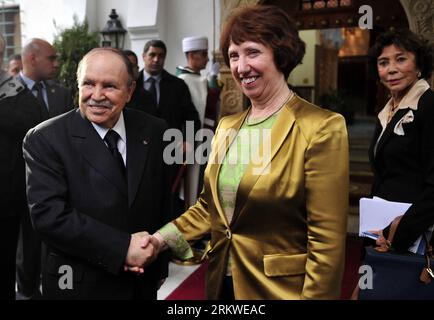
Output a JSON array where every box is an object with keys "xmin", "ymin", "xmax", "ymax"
[{"xmin": 77, "ymin": 47, "xmax": 135, "ymax": 88}]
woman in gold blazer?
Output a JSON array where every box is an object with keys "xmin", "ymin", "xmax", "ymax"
[{"xmin": 152, "ymin": 5, "xmax": 349, "ymax": 299}]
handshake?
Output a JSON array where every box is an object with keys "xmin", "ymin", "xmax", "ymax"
[{"xmin": 124, "ymin": 231, "xmax": 165, "ymax": 274}]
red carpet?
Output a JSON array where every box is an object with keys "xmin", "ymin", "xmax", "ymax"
[
  {"xmin": 166, "ymin": 261, "xmax": 209, "ymax": 300},
  {"xmin": 340, "ymin": 236, "xmax": 363, "ymax": 299},
  {"xmin": 167, "ymin": 236, "xmax": 363, "ymax": 300}
]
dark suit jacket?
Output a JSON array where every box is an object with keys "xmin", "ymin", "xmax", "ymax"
[
  {"xmin": 44, "ymin": 80, "xmax": 74, "ymax": 117},
  {"xmin": 23, "ymin": 108, "xmax": 170, "ymax": 299},
  {"xmin": 128, "ymin": 69, "xmax": 200, "ymax": 135},
  {"xmin": 0, "ymin": 75, "xmax": 45, "ymax": 219},
  {"xmin": 18, "ymin": 76, "xmax": 74, "ymax": 118},
  {"xmin": 127, "ymin": 70, "xmax": 200, "ymax": 203},
  {"xmin": 369, "ymin": 88, "xmax": 434, "ymax": 250}
]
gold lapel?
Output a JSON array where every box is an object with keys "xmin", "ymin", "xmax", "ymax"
[
  {"xmin": 231, "ymin": 96, "xmax": 298, "ymax": 225},
  {"xmin": 208, "ymin": 109, "xmax": 249, "ymax": 227}
]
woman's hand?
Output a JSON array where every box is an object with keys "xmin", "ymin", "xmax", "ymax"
[{"xmin": 369, "ymin": 230, "xmax": 391, "ymax": 252}]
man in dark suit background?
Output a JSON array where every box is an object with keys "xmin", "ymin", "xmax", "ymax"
[
  {"xmin": 16, "ymin": 38, "xmax": 74, "ymax": 300},
  {"xmin": 127, "ymin": 40, "xmax": 200, "ymax": 218},
  {"xmin": 18, "ymin": 38, "xmax": 73, "ymax": 118},
  {"xmin": 23, "ymin": 47, "xmax": 169, "ymax": 300},
  {"xmin": 0, "ymin": 35, "xmax": 49, "ymax": 300}
]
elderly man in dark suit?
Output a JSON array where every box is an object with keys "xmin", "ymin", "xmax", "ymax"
[
  {"xmin": 23, "ymin": 47, "xmax": 169, "ymax": 300},
  {"xmin": 127, "ymin": 40, "xmax": 200, "ymax": 218},
  {"xmin": 16, "ymin": 38, "xmax": 74, "ymax": 300}
]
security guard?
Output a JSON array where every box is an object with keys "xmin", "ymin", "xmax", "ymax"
[{"xmin": 0, "ymin": 35, "xmax": 48, "ymax": 300}]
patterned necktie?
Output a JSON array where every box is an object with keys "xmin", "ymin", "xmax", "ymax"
[
  {"xmin": 147, "ymin": 77, "xmax": 158, "ymax": 107},
  {"xmin": 104, "ymin": 130, "xmax": 126, "ymax": 176},
  {"xmin": 34, "ymin": 82, "xmax": 49, "ymax": 119}
]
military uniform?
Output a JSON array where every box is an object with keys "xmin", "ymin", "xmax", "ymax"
[
  {"xmin": 176, "ymin": 66, "xmax": 219, "ymax": 208},
  {"xmin": 175, "ymin": 36, "xmax": 221, "ymax": 209}
]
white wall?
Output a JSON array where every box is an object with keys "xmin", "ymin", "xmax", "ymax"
[
  {"xmin": 88, "ymin": 0, "xmax": 163, "ymax": 69},
  {"xmin": 91, "ymin": 0, "xmax": 217, "ymax": 74},
  {"xmin": 288, "ymin": 30, "xmax": 319, "ymax": 87},
  {"xmin": 85, "ymin": 0, "xmax": 98, "ymax": 34},
  {"xmin": 163, "ymin": 0, "xmax": 216, "ymax": 75},
  {"xmin": 126, "ymin": 0, "xmax": 163, "ymax": 69},
  {"xmin": 93, "ymin": 0, "xmax": 131, "ymax": 49}
]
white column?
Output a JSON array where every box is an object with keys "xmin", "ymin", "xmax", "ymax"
[{"xmin": 126, "ymin": 0, "xmax": 160, "ymax": 69}]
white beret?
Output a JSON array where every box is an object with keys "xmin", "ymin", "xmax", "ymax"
[{"xmin": 182, "ymin": 36, "xmax": 208, "ymax": 53}]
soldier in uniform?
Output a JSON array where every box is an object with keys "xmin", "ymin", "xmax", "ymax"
[
  {"xmin": 176, "ymin": 36, "xmax": 220, "ymax": 207},
  {"xmin": 0, "ymin": 35, "xmax": 48, "ymax": 300}
]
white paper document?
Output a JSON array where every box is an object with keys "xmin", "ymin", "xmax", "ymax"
[{"xmin": 359, "ymin": 197, "xmax": 433, "ymax": 254}]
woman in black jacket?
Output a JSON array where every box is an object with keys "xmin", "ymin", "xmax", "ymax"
[
  {"xmin": 351, "ymin": 29, "xmax": 434, "ymax": 300},
  {"xmin": 367, "ymin": 30, "xmax": 434, "ymax": 251}
]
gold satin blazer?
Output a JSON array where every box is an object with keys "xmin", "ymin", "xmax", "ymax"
[{"xmin": 174, "ymin": 95, "xmax": 349, "ymax": 299}]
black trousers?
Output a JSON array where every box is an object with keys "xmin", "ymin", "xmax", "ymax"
[
  {"xmin": 0, "ymin": 216, "xmax": 20, "ymax": 300},
  {"xmin": 220, "ymin": 276, "xmax": 235, "ymax": 300},
  {"xmin": 42, "ymin": 268, "xmax": 158, "ymax": 300},
  {"xmin": 16, "ymin": 209, "xmax": 42, "ymax": 299}
]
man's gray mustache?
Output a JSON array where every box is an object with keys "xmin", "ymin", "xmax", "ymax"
[{"xmin": 87, "ymin": 100, "xmax": 113, "ymax": 108}]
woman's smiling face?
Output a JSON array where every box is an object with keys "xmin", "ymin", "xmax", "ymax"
[{"xmin": 228, "ymin": 41, "xmax": 284, "ymax": 102}]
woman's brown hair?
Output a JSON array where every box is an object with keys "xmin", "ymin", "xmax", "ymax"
[{"xmin": 220, "ymin": 5, "xmax": 305, "ymax": 79}]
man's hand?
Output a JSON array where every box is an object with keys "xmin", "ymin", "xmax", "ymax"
[{"xmin": 124, "ymin": 231, "xmax": 159, "ymax": 273}]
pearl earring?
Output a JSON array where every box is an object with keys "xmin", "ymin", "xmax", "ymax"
[{"xmin": 417, "ymin": 71, "xmax": 422, "ymax": 78}]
